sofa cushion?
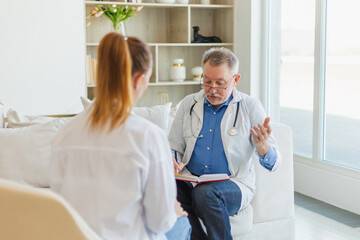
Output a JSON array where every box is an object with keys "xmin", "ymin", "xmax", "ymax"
[
  {"xmin": 230, "ymin": 204, "xmax": 253, "ymax": 236},
  {"xmin": 200, "ymin": 204, "xmax": 253, "ymax": 237},
  {"xmin": 0, "ymin": 118, "xmax": 70, "ymax": 187}
]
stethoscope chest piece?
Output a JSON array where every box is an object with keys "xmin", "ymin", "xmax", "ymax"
[{"xmin": 229, "ymin": 127, "xmax": 238, "ymax": 136}]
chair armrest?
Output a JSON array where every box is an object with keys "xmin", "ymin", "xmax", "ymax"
[{"xmin": 251, "ymin": 122, "xmax": 294, "ymax": 223}]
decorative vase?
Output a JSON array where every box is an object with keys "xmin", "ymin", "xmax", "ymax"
[
  {"xmin": 201, "ymin": 0, "xmax": 210, "ymax": 4},
  {"xmin": 170, "ymin": 59, "xmax": 186, "ymax": 82},
  {"xmin": 191, "ymin": 66, "xmax": 203, "ymax": 82},
  {"xmin": 155, "ymin": 0, "xmax": 176, "ymax": 3},
  {"xmin": 113, "ymin": 21, "xmax": 126, "ymax": 36}
]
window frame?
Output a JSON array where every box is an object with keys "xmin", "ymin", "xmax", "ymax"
[{"xmin": 267, "ymin": 0, "xmax": 360, "ymax": 173}]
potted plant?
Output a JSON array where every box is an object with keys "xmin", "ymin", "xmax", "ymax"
[{"xmin": 87, "ymin": 4, "xmax": 143, "ymax": 35}]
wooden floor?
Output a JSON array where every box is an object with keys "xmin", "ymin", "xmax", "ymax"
[{"xmin": 294, "ymin": 192, "xmax": 360, "ymax": 239}]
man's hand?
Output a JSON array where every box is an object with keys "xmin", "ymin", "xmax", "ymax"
[
  {"xmin": 250, "ymin": 117, "xmax": 271, "ymax": 156},
  {"xmin": 173, "ymin": 158, "xmax": 184, "ymax": 174},
  {"xmin": 174, "ymin": 200, "xmax": 188, "ymax": 218}
]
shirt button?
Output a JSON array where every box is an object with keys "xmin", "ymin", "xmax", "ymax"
[
  {"xmin": 213, "ymin": 112, "xmax": 216, "ymax": 115},
  {"xmin": 209, "ymin": 129, "xmax": 213, "ymax": 132},
  {"xmin": 208, "ymin": 104, "xmax": 211, "ymax": 107},
  {"xmin": 207, "ymin": 147, "xmax": 210, "ymax": 150},
  {"xmin": 205, "ymin": 165, "xmax": 208, "ymax": 168},
  {"xmin": 265, "ymin": 158, "xmax": 268, "ymax": 162}
]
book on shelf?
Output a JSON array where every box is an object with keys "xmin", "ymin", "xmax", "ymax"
[
  {"xmin": 86, "ymin": 55, "xmax": 92, "ymax": 85},
  {"xmin": 91, "ymin": 58, "xmax": 97, "ymax": 85},
  {"xmin": 175, "ymin": 173, "xmax": 230, "ymax": 183},
  {"xmin": 85, "ymin": 55, "xmax": 97, "ymax": 86}
]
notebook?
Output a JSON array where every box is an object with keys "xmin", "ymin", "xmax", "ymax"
[{"xmin": 175, "ymin": 173, "xmax": 230, "ymax": 183}]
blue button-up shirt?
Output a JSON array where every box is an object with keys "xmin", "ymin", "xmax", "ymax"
[
  {"xmin": 187, "ymin": 95, "xmax": 277, "ymax": 176},
  {"xmin": 187, "ymin": 96, "xmax": 233, "ymax": 176}
]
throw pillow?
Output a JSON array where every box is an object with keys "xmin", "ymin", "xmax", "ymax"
[
  {"xmin": 0, "ymin": 118, "xmax": 70, "ymax": 187},
  {"xmin": 6, "ymin": 109, "xmax": 74, "ymax": 128},
  {"xmin": 80, "ymin": 96, "xmax": 172, "ymax": 135},
  {"xmin": 133, "ymin": 102, "xmax": 172, "ymax": 134},
  {"xmin": 0, "ymin": 100, "xmax": 5, "ymax": 128},
  {"xmin": 80, "ymin": 96, "xmax": 92, "ymax": 110},
  {"xmin": 7, "ymin": 108, "xmax": 55, "ymax": 128}
]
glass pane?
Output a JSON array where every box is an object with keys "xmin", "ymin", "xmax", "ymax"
[
  {"xmin": 279, "ymin": 0, "xmax": 315, "ymax": 158},
  {"xmin": 324, "ymin": 0, "xmax": 360, "ymax": 169}
]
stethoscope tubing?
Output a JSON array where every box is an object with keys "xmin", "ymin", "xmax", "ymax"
[{"xmin": 189, "ymin": 101, "xmax": 240, "ymax": 136}]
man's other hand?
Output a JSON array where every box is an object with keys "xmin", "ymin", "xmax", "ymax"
[{"xmin": 250, "ymin": 117, "xmax": 271, "ymax": 156}]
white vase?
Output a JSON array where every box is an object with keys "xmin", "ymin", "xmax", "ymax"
[
  {"xmin": 155, "ymin": 0, "xmax": 176, "ymax": 3},
  {"xmin": 170, "ymin": 59, "xmax": 186, "ymax": 82},
  {"xmin": 177, "ymin": 0, "xmax": 189, "ymax": 4},
  {"xmin": 191, "ymin": 66, "xmax": 203, "ymax": 82}
]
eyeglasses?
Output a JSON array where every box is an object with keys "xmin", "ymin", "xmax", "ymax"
[{"xmin": 201, "ymin": 74, "xmax": 236, "ymax": 91}]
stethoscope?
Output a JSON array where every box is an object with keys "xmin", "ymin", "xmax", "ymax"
[{"xmin": 188, "ymin": 100, "xmax": 240, "ymax": 137}]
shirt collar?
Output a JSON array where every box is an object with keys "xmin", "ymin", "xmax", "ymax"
[{"xmin": 204, "ymin": 94, "xmax": 233, "ymax": 109}]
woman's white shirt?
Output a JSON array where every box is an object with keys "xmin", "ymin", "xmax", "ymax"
[{"xmin": 49, "ymin": 109, "xmax": 177, "ymax": 240}]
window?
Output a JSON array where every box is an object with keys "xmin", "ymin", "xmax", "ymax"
[
  {"xmin": 269, "ymin": 0, "xmax": 360, "ymax": 170},
  {"xmin": 270, "ymin": 0, "xmax": 315, "ymax": 158},
  {"xmin": 324, "ymin": 0, "xmax": 360, "ymax": 168}
]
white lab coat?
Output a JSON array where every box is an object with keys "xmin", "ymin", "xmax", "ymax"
[
  {"xmin": 168, "ymin": 88, "xmax": 281, "ymax": 210},
  {"xmin": 49, "ymin": 108, "xmax": 177, "ymax": 240}
]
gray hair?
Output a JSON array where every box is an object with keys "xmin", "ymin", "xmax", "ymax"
[{"xmin": 202, "ymin": 47, "xmax": 239, "ymax": 75}]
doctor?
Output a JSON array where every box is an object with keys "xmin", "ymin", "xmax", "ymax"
[{"xmin": 169, "ymin": 47, "xmax": 281, "ymax": 240}]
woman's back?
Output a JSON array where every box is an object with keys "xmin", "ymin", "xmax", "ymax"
[{"xmin": 49, "ymin": 108, "xmax": 177, "ymax": 240}]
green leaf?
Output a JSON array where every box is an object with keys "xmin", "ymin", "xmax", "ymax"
[
  {"xmin": 116, "ymin": 7, "xmax": 120, "ymax": 18},
  {"xmin": 104, "ymin": 11, "xmax": 115, "ymax": 22},
  {"xmin": 108, "ymin": 6, "xmax": 114, "ymax": 14}
]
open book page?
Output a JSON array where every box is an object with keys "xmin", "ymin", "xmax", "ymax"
[{"xmin": 175, "ymin": 173, "xmax": 230, "ymax": 183}]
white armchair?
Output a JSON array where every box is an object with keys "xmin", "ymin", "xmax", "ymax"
[
  {"xmin": 0, "ymin": 178, "xmax": 103, "ymax": 240},
  {"xmin": 230, "ymin": 122, "xmax": 295, "ymax": 239}
]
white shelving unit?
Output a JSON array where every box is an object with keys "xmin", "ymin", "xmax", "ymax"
[{"xmin": 85, "ymin": 0, "xmax": 234, "ymax": 107}]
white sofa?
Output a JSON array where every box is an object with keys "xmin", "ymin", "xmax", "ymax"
[{"xmin": 0, "ymin": 102, "xmax": 294, "ymax": 239}]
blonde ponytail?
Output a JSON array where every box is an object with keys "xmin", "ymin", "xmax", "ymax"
[{"xmin": 89, "ymin": 33, "xmax": 133, "ymax": 131}]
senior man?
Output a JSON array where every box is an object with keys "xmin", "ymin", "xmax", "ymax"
[{"xmin": 168, "ymin": 47, "xmax": 281, "ymax": 240}]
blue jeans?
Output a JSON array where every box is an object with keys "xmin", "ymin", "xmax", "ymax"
[
  {"xmin": 176, "ymin": 180, "xmax": 242, "ymax": 240},
  {"xmin": 166, "ymin": 216, "xmax": 191, "ymax": 240}
]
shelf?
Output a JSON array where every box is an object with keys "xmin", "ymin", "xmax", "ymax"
[
  {"xmin": 85, "ymin": 0, "xmax": 234, "ymax": 106},
  {"xmin": 85, "ymin": 1, "xmax": 233, "ymax": 9},
  {"xmin": 87, "ymin": 42, "xmax": 233, "ymax": 47},
  {"xmin": 149, "ymin": 81, "xmax": 201, "ymax": 86},
  {"xmin": 88, "ymin": 81, "xmax": 201, "ymax": 87}
]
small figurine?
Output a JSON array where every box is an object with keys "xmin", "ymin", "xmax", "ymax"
[{"xmin": 191, "ymin": 26, "xmax": 222, "ymax": 43}]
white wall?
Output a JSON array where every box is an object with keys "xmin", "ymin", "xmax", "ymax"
[
  {"xmin": 234, "ymin": 0, "xmax": 267, "ymax": 104},
  {"xmin": 294, "ymin": 156, "xmax": 360, "ymax": 215},
  {"xmin": 234, "ymin": 0, "xmax": 251, "ymax": 95},
  {"xmin": 0, "ymin": 0, "xmax": 86, "ymax": 115}
]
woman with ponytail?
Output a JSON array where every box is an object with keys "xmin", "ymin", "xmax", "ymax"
[{"xmin": 49, "ymin": 33, "xmax": 191, "ymax": 240}]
